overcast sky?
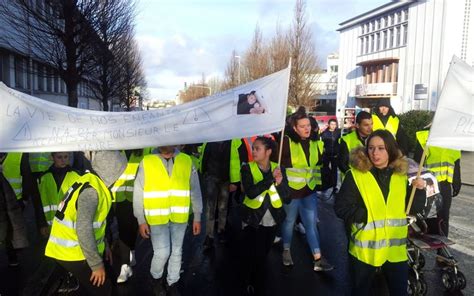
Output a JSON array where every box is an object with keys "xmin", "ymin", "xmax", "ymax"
[{"xmin": 135, "ymin": 0, "xmax": 387, "ymax": 101}]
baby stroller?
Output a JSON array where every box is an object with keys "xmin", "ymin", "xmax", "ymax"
[{"xmin": 406, "ymin": 170, "xmax": 466, "ymax": 295}]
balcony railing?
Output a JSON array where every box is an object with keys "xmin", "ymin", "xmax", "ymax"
[{"xmin": 355, "ymin": 82, "xmax": 397, "ymax": 97}]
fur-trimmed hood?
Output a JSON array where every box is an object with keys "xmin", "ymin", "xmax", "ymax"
[{"xmin": 349, "ymin": 146, "xmax": 408, "ymax": 174}]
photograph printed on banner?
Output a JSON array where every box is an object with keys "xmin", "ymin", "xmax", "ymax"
[
  {"xmin": 408, "ymin": 172, "xmax": 440, "ymax": 198},
  {"xmin": 236, "ymin": 90, "xmax": 266, "ymax": 115}
]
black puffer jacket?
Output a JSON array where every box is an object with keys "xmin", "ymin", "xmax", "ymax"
[
  {"xmin": 239, "ymin": 163, "xmax": 290, "ymax": 228},
  {"xmin": 0, "ymin": 172, "xmax": 28, "ymax": 249}
]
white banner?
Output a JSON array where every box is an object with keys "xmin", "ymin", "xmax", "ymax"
[
  {"xmin": 0, "ymin": 67, "xmax": 290, "ymax": 152},
  {"xmin": 427, "ymin": 56, "xmax": 474, "ymax": 151}
]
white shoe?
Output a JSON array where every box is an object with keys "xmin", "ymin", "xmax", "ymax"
[
  {"xmin": 273, "ymin": 236, "xmax": 282, "ymax": 244},
  {"xmin": 117, "ymin": 264, "xmax": 133, "ymax": 283},
  {"xmin": 295, "ymin": 222, "xmax": 306, "ymax": 234},
  {"xmin": 130, "ymin": 250, "xmax": 136, "ymax": 267}
]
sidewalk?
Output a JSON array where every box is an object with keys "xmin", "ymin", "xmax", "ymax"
[{"xmin": 461, "ymin": 151, "xmax": 474, "ymax": 185}]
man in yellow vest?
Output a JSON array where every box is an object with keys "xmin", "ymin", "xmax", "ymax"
[
  {"xmin": 372, "ymin": 99, "xmax": 409, "ymax": 155},
  {"xmin": 415, "ymin": 130, "xmax": 462, "ymax": 237},
  {"xmin": 133, "ymin": 146, "xmax": 202, "ymax": 296},
  {"xmin": 24, "ymin": 151, "xmax": 81, "ymax": 295},
  {"xmin": 45, "ymin": 151, "xmax": 126, "ymax": 296},
  {"xmin": 338, "ymin": 111, "xmax": 373, "ymax": 174}
]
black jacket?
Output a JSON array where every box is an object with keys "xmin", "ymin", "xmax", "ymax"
[
  {"xmin": 201, "ymin": 141, "xmax": 231, "ymax": 182},
  {"xmin": 239, "ymin": 163, "xmax": 290, "ymax": 228},
  {"xmin": 321, "ymin": 129, "xmax": 341, "ymax": 157}
]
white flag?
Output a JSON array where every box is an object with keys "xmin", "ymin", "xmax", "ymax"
[
  {"xmin": 0, "ymin": 67, "xmax": 290, "ymax": 152},
  {"xmin": 427, "ymin": 56, "xmax": 474, "ymax": 151}
]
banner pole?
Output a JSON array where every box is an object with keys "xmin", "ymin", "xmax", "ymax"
[
  {"xmin": 405, "ymin": 145, "xmax": 428, "ymax": 215},
  {"xmin": 278, "ymin": 58, "xmax": 292, "ymax": 167}
]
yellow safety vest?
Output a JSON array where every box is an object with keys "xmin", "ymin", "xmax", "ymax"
[
  {"xmin": 349, "ymin": 169, "xmax": 408, "ymax": 267},
  {"xmin": 230, "ymin": 139, "xmax": 244, "ymax": 183},
  {"xmin": 29, "ymin": 152, "xmax": 53, "ymax": 173},
  {"xmin": 111, "ymin": 152, "xmax": 144, "ymax": 203},
  {"xmin": 39, "ymin": 170, "xmax": 80, "ymax": 225},
  {"xmin": 45, "ymin": 173, "xmax": 112, "ymax": 261},
  {"xmin": 340, "ymin": 131, "xmax": 364, "ymax": 152},
  {"xmin": 2, "ymin": 153, "xmax": 23, "ymax": 200},
  {"xmin": 372, "ymin": 115, "xmax": 399, "ymax": 138},
  {"xmin": 243, "ymin": 162, "xmax": 283, "ymax": 209},
  {"xmin": 416, "ymin": 130, "xmax": 461, "ymax": 183},
  {"xmin": 142, "ymin": 153, "xmax": 192, "ymax": 225},
  {"xmin": 286, "ymin": 137, "xmax": 323, "ymax": 190}
]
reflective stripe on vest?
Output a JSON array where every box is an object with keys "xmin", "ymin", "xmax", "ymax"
[
  {"xmin": 143, "ymin": 153, "xmax": 192, "ymax": 225},
  {"xmin": 286, "ymin": 137, "xmax": 322, "ymax": 190},
  {"xmin": 2, "ymin": 153, "xmax": 23, "ymax": 200},
  {"xmin": 112, "ymin": 152, "xmax": 144, "ymax": 203},
  {"xmin": 45, "ymin": 173, "xmax": 111, "ymax": 261},
  {"xmin": 29, "ymin": 152, "xmax": 53, "ymax": 173},
  {"xmin": 372, "ymin": 115, "xmax": 399, "ymax": 137},
  {"xmin": 416, "ymin": 130, "xmax": 461, "ymax": 183},
  {"xmin": 243, "ymin": 162, "xmax": 283, "ymax": 209},
  {"xmin": 39, "ymin": 170, "xmax": 80, "ymax": 225},
  {"xmin": 349, "ymin": 169, "xmax": 408, "ymax": 267}
]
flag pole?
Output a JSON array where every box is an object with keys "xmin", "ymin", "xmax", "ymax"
[
  {"xmin": 405, "ymin": 145, "xmax": 428, "ymax": 215},
  {"xmin": 278, "ymin": 58, "xmax": 292, "ymax": 167}
]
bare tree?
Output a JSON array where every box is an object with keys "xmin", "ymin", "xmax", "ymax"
[
  {"xmin": 242, "ymin": 24, "xmax": 270, "ymax": 82},
  {"xmin": 268, "ymin": 22, "xmax": 290, "ymax": 73},
  {"xmin": 90, "ymin": 0, "xmax": 136, "ymax": 111},
  {"xmin": 287, "ymin": 0, "xmax": 321, "ymax": 109},
  {"xmin": 0, "ymin": 0, "xmax": 103, "ymax": 107},
  {"xmin": 179, "ymin": 74, "xmax": 212, "ymax": 104},
  {"xmin": 116, "ymin": 34, "xmax": 146, "ymax": 111},
  {"xmin": 222, "ymin": 49, "xmax": 240, "ymax": 90}
]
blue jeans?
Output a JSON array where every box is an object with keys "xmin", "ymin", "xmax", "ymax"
[
  {"xmin": 281, "ymin": 193, "xmax": 321, "ymax": 255},
  {"xmin": 150, "ymin": 222, "xmax": 188, "ymax": 285}
]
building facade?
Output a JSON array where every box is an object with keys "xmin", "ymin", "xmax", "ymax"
[
  {"xmin": 312, "ymin": 53, "xmax": 339, "ymax": 114},
  {"xmin": 336, "ymin": 0, "xmax": 473, "ymax": 119},
  {"xmin": 0, "ymin": 1, "xmax": 104, "ymax": 110}
]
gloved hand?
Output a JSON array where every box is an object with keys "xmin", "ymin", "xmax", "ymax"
[{"xmin": 452, "ymin": 187, "xmax": 460, "ymax": 197}]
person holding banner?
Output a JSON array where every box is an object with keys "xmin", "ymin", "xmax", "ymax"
[
  {"xmin": 414, "ymin": 130, "xmax": 461, "ymax": 237},
  {"xmin": 280, "ymin": 107, "xmax": 333, "ymax": 272},
  {"xmin": 44, "ymin": 150, "xmax": 126, "ymax": 296},
  {"xmin": 133, "ymin": 146, "xmax": 202, "ymax": 296},
  {"xmin": 338, "ymin": 111, "xmax": 373, "ymax": 174},
  {"xmin": 372, "ymin": 99, "xmax": 408, "ymax": 155},
  {"xmin": 239, "ymin": 136, "xmax": 289, "ymax": 295},
  {"xmin": 335, "ymin": 130, "xmax": 425, "ymax": 296}
]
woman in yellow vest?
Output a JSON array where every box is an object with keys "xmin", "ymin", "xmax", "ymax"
[
  {"xmin": 280, "ymin": 107, "xmax": 333, "ymax": 271},
  {"xmin": 335, "ymin": 130, "xmax": 425, "ymax": 295},
  {"xmin": 372, "ymin": 99, "xmax": 409, "ymax": 155},
  {"xmin": 239, "ymin": 136, "xmax": 289, "ymax": 294}
]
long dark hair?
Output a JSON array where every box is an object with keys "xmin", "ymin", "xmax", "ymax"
[{"xmin": 365, "ymin": 130, "xmax": 401, "ymax": 164}]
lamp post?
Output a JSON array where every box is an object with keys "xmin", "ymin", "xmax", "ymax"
[{"xmin": 234, "ymin": 55, "xmax": 241, "ymax": 85}]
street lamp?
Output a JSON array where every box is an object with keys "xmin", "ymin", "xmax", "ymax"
[{"xmin": 234, "ymin": 55, "xmax": 241, "ymax": 85}]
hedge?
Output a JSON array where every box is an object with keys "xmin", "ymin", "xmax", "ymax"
[{"xmin": 398, "ymin": 110, "xmax": 434, "ymax": 153}]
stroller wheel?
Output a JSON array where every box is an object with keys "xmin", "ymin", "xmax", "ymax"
[
  {"xmin": 441, "ymin": 270, "xmax": 457, "ymax": 292},
  {"xmin": 418, "ymin": 276, "xmax": 428, "ymax": 296},
  {"xmin": 418, "ymin": 253, "xmax": 425, "ymax": 269},
  {"xmin": 407, "ymin": 271, "xmax": 418, "ymax": 296},
  {"xmin": 456, "ymin": 271, "xmax": 466, "ymax": 290}
]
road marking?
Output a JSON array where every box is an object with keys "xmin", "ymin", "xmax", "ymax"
[{"xmin": 450, "ymin": 243, "xmax": 474, "ymax": 257}]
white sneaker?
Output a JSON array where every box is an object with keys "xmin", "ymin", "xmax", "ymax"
[
  {"xmin": 117, "ymin": 264, "xmax": 133, "ymax": 283},
  {"xmin": 295, "ymin": 222, "xmax": 306, "ymax": 234},
  {"xmin": 273, "ymin": 236, "xmax": 282, "ymax": 244},
  {"xmin": 130, "ymin": 250, "xmax": 136, "ymax": 267},
  {"xmin": 282, "ymin": 249, "xmax": 294, "ymax": 266}
]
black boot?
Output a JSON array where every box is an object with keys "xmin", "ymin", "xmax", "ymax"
[
  {"xmin": 152, "ymin": 278, "xmax": 166, "ymax": 296},
  {"xmin": 167, "ymin": 283, "xmax": 181, "ymax": 296}
]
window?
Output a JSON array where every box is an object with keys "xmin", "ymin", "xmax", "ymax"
[
  {"xmin": 14, "ymin": 57, "xmax": 25, "ymax": 89},
  {"xmin": 46, "ymin": 68, "xmax": 52, "ymax": 92},
  {"xmin": 370, "ymin": 35, "xmax": 375, "ymax": 53},
  {"xmin": 382, "ymin": 16, "xmax": 387, "ymax": 28},
  {"xmin": 396, "ymin": 12, "xmax": 402, "ymax": 24},
  {"xmin": 403, "ymin": 9, "xmax": 409, "ymax": 21},
  {"xmin": 389, "ymin": 28, "xmax": 394, "ymax": 48},
  {"xmin": 396, "ymin": 26, "xmax": 401, "ymax": 46},
  {"xmin": 360, "ymin": 37, "xmax": 364, "ymax": 55},
  {"xmin": 403, "ymin": 24, "xmax": 408, "ymax": 45},
  {"xmin": 38, "ymin": 65, "xmax": 45, "ymax": 91},
  {"xmin": 375, "ymin": 33, "xmax": 380, "ymax": 51},
  {"xmin": 383, "ymin": 30, "xmax": 388, "ymax": 49},
  {"xmin": 375, "ymin": 20, "xmax": 379, "ymax": 30},
  {"xmin": 387, "ymin": 15, "xmax": 392, "ymax": 26},
  {"xmin": 365, "ymin": 36, "xmax": 369, "ymax": 54}
]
